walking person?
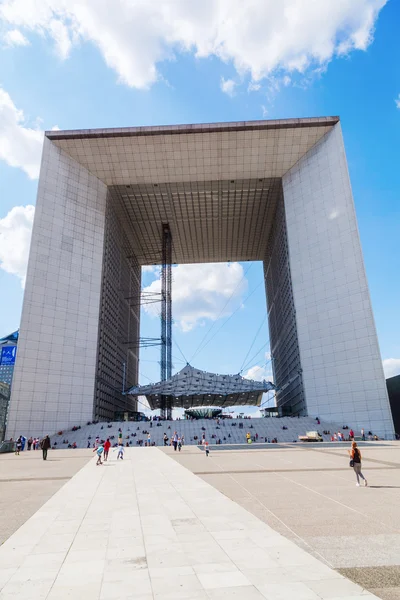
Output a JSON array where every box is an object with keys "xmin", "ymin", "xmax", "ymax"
[
  {"xmin": 348, "ymin": 441, "xmax": 368, "ymax": 487},
  {"xmin": 117, "ymin": 444, "xmax": 124, "ymax": 460},
  {"xmin": 178, "ymin": 437, "xmax": 182, "ymax": 452},
  {"xmin": 40, "ymin": 435, "xmax": 51, "ymax": 461},
  {"xmin": 163, "ymin": 433, "xmax": 168, "ymax": 446},
  {"xmin": 172, "ymin": 431, "xmax": 178, "ymax": 451},
  {"xmin": 361, "ymin": 428, "xmax": 365, "ymax": 441},
  {"xmin": 15, "ymin": 436, "xmax": 22, "ymax": 455},
  {"xmin": 27, "ymin": 437, "xmax": 33, "ymax": 451},
  {"xmin": 103, "ymin": 438, "xmax": 111, "ymax": 461},
  {"xmin": 94, "ymin": 444, "xmax": 104, "ymax": 465}
]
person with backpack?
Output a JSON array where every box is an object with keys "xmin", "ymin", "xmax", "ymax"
[{"xmin": 348, "ymin": 441, "xmax": 368, "ymax": 487}]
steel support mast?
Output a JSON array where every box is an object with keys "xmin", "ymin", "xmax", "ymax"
[{"xmin": 160, "ymin": 223, "xmax": 172, "ymax": 419}]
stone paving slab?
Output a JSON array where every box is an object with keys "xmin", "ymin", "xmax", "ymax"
[
  {"xmin": 0, "ymin": 449, "xmax": 92, "ymax": 544},
  {"xmin": 0, "ymin": 448, "xmax": 379, "ymax": 599}
]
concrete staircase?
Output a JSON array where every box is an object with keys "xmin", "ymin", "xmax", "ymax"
[{"xmin": 50, "ymin": 416, "xmax": 350, "ymax": 449}]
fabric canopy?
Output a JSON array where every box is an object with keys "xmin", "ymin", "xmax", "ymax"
[{"xmin": 127, "ymin": 364, "xmax": 275, "ymax": 410}]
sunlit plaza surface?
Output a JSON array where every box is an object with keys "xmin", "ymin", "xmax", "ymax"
[{"xmin": 1, "ymin": 442, "xmax": 400, "ymax": 599}]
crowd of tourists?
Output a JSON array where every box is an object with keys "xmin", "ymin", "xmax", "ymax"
[
  {"xmin": 328, "ymin": 427, "xmax": 379, "ymax": 442},
  {"xmin": 7, "ymin": 420, "xmax": 372, "ymax": 487},
  {"xmin": 11, "ymin": 434, "xmax": 51, "ymax": 460},
  {"xmin": 163, "ymin": 431, "xmax": 184, "ymax": 451}
]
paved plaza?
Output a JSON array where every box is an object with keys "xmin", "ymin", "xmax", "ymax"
[
  {"xmin": 0, "ymin": 449, "xmax": 91, "ymax": 544},
  {"xmin": 0, "ymin": 443, "xmax": 399, "ymax": 599},
  {"xmin": 170, "ymin": 441, "xmax": 400, "ymax": 599}
]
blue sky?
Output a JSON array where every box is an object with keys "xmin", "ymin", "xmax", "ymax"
[{"xmin": 0, "ymin": 0, "xmax": 399, "ymax": 415}]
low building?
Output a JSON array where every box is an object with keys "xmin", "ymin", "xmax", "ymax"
[{"xmin": 0, "ymin": 330, "xmax": 18, "ymax": 388}]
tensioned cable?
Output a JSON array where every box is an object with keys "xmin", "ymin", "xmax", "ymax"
[
  {"xmin": 138, "ymin": 371, "xmax": 152, "ymax": 382},
  {"xmin": 188, "ymin": 261, "xmax": 254, "ymax": 364},
  {"xmin": 191, "ymin": 279, "xmax": 264, "ymax": 361},
  {"xmin": 239, "ymin": 314, "xmax": 267, "ymax": 373},
  {"xmin": 241, "ymin": 341, "xmax": 270, "ymax": 375},
  {"xmin": 259, "ymin": 389, "xmax": 276, "ymax": 410},
  {"xmin": 139, "ymin": 357, "xmax": 186, "ymax": 365},
  {"xmin": 173, "ymin": 338, "xmax": 189, "ymax": 365}
]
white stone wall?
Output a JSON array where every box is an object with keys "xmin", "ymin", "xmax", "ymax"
[
  {"xmin": 282, "ymin": 123, "xmax": 394, "ymax": 437},
  {"xmin": 7, "ymin": 139, "xmax": 107, "ymax": 438}
]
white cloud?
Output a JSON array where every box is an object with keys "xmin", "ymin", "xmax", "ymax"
[
  {"xmin": 0, "ymin": 87, "xmax": 44, "ymax": 178},
  {"xmin": 395, "ymin": 94, "xmax": 400, "ymax": 109},
  {"xmin": 142, "ymin": 262, "xmax": 247, "ymax": 332},
  {"xmin": 248, "ymin": 81, "xmax": 261, "ymax": 92},
  {"xmin": 0, "ymin": 205, "xmax": 35, "ymax": 286},
  {"xmin": 383, "ymin": 358, "xmax": 400, "ymax": 379},
  {"xmin": 3, "ymin": 28, "xmax": 29, "ymax": 46},
  {"xmin": 245, "ymin": 364, "xmax": 274, "ymax": 383},
  {"xmin": 220, "ymin": 77, "xmax": 236, "ymax": 96},
  {"xmin": 0, "ymin": 0, "xmax": 387, "ymax": 89},
  {"xmin": 261, "ymin": 105, "xmax": 268, "ymax": 118}
]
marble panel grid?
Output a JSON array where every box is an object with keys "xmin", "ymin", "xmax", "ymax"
[
  {"xmin": 282, "ymin": 123, "xmax": 394, "ymax": 438},
  {"xmin": 7, "ymin": 138, "xmax": 108, "ymax": 438}
]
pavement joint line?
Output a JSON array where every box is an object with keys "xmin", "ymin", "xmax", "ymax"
[
  {"xmin": 204, "ymin": 452, "xmax": 336, "ymax": 569},
  {"xmin": 154, "ymin": 450, "xmax": 336, "ymax": 594},
  {"xmin": 305, "ymin": 446, "xmax": 400, "ymax": 468},
  {"xmin": 219, "ymin": 467, "xmax": 336, "ymax": 570},
  {"xmin": 192, "ymin": 466, "xmax": 397, "ymax": 475},
  {"xmin": 133, "ymin": 450, "xmax": 205, "ymax": 597},
  {"xmin": 280, "ymin": 457, "xmax": 400, "ymax": 533},
  {"xmin": 271, "ymin": 469, "xmax": 400, "ymax": 535},
  {"xmin": 44, "ymin": 457, "xmax": 107, "ymax": 600},
  {"xmin": 199, "ymin": 448, "xmax": 400, "ymax": 565},
  {"xmin": 130, "ymin": 447, "xmax": 154, "ymax": 597}
]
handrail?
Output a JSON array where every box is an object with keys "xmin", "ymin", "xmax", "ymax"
[{"xmin": 0, "ymin": 440, "xmax": 16, "ymax": 453}]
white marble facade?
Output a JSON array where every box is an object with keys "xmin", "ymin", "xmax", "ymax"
[
  {"xmin": 283, "ymin": 123, "xmax": 394, "ymax": 437},
  {"xmin": 7, "ymin": 139, "xmax": 107, "ymax": 438},
  {"xmin": 7, "ymin": 119, "xmax": 394, "ymax": 439}
]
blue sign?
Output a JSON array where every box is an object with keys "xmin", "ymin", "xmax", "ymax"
[{"xmin": 1, "ymin": 346, "xmax": 16, "ymax": 366}]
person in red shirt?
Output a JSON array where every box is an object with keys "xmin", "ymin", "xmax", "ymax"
[{"xmin": 104, "ymin": 438, "xmax": 111, "ymax": 462}]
